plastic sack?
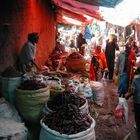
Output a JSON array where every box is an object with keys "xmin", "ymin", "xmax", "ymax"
[
  {"xmin": 15, "ymin": 87, "xmax": 50, "ymax": 123},
  {"xmin": 0, "ymin": 118, "xmax": 28, "ymax": 140},
  {"xmin": 90, "ymin": 81, "xmax": 105, "ymax": 106},
  {"xmin": 0, "ymin": 98, "xmax": 21, "ymax": 122},
  {"xmin": 115, "ymin": 97, "xmax": 128, "ymax": 123},
  {"xmin": 39, "ymin": 116, "xmax": 95, "ymax": 140},
  {"xmin": 76, "ymin": 83, "xmax": 93, "ymax": 99}
]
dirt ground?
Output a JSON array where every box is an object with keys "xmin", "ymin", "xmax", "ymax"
[{"xmin": 88, "ymin": 80, "xmax": 137, "ymax": 140}]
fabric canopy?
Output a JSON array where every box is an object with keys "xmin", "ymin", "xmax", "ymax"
[
  {"xmin": 52, "ymin": 0, "xmax": 103, "ymax": 25},
  {"xmin": 52, "ymin": 0, "xmax": 140, "ymax": 27}
]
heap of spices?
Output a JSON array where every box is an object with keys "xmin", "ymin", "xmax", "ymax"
[
  {"xmin": 47, "ymin": 91, "xmax": 86, "ymax": 111},
  {"xmin": 43, "ymin": 104, "xmax": 92, "ymax": 134}
]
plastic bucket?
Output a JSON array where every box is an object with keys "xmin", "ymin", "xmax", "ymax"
[{"xmin": 1, "ymin": 76, "xmax": 21, "ymax": 105}]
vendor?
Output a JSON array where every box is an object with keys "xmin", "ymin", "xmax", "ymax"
[{"xmin": 18, "ymin": 32, "xmax": 41, "ymax": 73}]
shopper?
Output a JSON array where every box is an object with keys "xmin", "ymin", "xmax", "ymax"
[
  {"xmin": 94, "ymin": 45, "xmax": 108, "ymax": 78},
  {"xmin": 90, "ymin": 45, "xmax": 108, "ymax": 81},
  {"xmin": 116, "ymin": 44, "xmax": 136, "ymax": 97},
  {"xmin": 105, "ymin": 34, "xmax": 119, "ymax": 81}
]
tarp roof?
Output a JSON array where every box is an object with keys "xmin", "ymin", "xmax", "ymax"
[
  {"xmin": 51, "ymin": 0, "xmax": 140, "ymax": 27},
  {"xmin": 52, "ymin": 0, "xmax": 103, "ymax": 25}
]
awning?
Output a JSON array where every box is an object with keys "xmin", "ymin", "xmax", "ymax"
[
  {"xmin": 52, "ymin": 0, "xmax": 103, "ymax": 25},
  {"xmin": 51, "ymin": 0, "xmax": 140, "ymax": 27}
]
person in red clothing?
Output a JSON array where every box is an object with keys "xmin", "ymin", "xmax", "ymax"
[
  {"xmin": 95, "ymin": 45, "xmax": 108, "ymax": 74},
  {"xmin": 127, "ymin": 41, "xmax": 137, "ymax": 84},
  {"xmin": 90, "ymin": 45, "xmax": 108, "ymax": 81}
]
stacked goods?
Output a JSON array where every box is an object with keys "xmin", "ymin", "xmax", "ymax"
[
  {"xmin": 15, "ymin": 75, "xmax": 50, "ymax": 123},
  {"xmin": 40, "ymin": 104, "xmax": 95, "ymax": 140},
  {"xmin": 66, "ymin": 52, "xmax": 87, "ymax": 72},
  {"xmin": 1, "ymin": 66, "xmax": 21, "ymax": 105}
]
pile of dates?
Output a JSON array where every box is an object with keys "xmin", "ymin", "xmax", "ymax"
[
  {"xmin": 19, "ymin": 79, "xmax": 47, "ymax": 90},
  {"xmin": 43, "ymin": 104, "xmax": 92, "ymax": 134},
  {"xmin": 47, "ymin": 91, "xmax": 86, "ymax": 111},
  {"xmin": 68, "ymin": 52, "xmax": 83, "ymax": 59}
]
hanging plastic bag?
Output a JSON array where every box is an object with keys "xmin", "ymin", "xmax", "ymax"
[{"xmin": 115, "ymin": 97, "xmax": 128, "ymax": 123}]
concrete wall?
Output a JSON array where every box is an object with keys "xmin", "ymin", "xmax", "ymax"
[{"xmin": 0, "ymin": 0, "xmax": 56, "ymax": 72}]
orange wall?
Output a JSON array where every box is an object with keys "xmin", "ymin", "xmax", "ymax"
[{"xmin": 0, "ymin": 0, "xmax": 56, "ymax": 72}]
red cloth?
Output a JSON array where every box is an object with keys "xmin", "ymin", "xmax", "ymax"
[{"xmin": 127, "ymin": 49, "xmax": 136, "ymax": 80}]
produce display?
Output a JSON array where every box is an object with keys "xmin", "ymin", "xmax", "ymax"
[
  {"xmin": 1, "ymin": 66, "xmax": 21, "ymax": 78},
  {"xmin": 43, "ymin": 104, "xmax": 92, "ymax": 134},
  {"xmin": 68, "ymin": 52, "xmax": 83, "ymax": 59},
  {"xmin": 47, "ymin": 91, "xmax": 85, "ymax": 111},
  {"xmin": 19, "ymin": 80, "xmax": 47, "ymax": 90}
]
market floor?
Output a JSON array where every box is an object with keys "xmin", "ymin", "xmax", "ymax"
[{"xmin": 88, "ymin": 80, "xmax": 138, "ymax": 140}]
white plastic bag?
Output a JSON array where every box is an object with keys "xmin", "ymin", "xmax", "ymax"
[
  {"xmin": 115, "ymin": 97, "xmax": 128, "ymax": 123},
  {"xmin": 90, "ymin": 81, "xmax": 105, "ymax": 106},
  {"xmin": 0, "ymin": 98, "xmax": 21, "ymax": 122},
  {"xmin": 76, "ymin": 83, "xmax": 93, "ymax": 99}
]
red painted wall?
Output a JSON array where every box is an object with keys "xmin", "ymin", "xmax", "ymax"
[{"xmin": 0, "ymin": 0, "xmax": 56, "ymax": 72}]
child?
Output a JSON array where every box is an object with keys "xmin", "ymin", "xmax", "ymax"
[{"xmin": 131, "ymin": 66, "xmax": 140, "ymax": 134}]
